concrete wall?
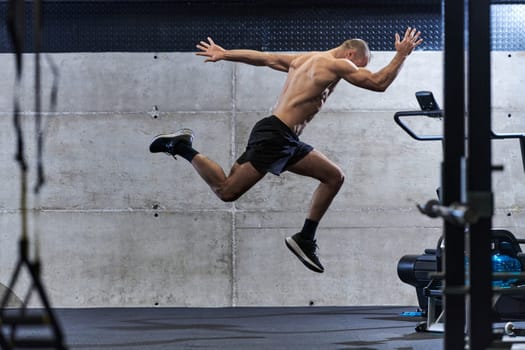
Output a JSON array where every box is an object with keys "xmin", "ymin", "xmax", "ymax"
[{"xmin": 0, "ymin": 51, "xmax": 524, "ymax": 307}]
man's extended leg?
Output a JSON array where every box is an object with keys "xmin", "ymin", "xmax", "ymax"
[
  {"xmin": 150, "ymin": 129, "xmax": 265, "ymax": 202},
  {"xmin": 284, "ymin": 149, "xmax": 345, "ymax": 273},
  {"xmin": 191, "ymin": 155, "xmax": 265, "ymax": 202}
]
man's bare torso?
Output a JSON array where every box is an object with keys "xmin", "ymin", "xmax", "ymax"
[{"xmin": 273, "ymin": 52, "xmax": 342, "ymax": 135}]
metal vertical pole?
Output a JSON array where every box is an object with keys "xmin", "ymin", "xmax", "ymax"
[
  {"xmin": 442, "ymin": 0, "xmax": 466, "ymax": 349},
  {"xmin": 467, "ymin": 0, "xmax": 493, "ymax": 349}
]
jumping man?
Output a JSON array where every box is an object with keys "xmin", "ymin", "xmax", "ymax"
[{"xmin": 150, "ymin": 27, "xmax": 423, "ymax": 273}]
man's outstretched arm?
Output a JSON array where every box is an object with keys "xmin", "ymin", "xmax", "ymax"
[
  {"xmin": 196, "ymin": 37, "xmax": 299, "ymax": 72},
  {"xmin": 340, "ymin": 27, "xmax": 423, "ymax": 92}
]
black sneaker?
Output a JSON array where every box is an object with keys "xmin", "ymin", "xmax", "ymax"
[
  {"xmin": 149, "ymin": 128, "xmax": 194, "ymax": 158},
  {"xmin": 285, "ymin": 233, "xmax": 324, "ymax": 273}
]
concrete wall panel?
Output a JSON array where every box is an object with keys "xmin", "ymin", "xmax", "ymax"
[
  {"xmin": 235, "ymin": 111, "xmax": 442, "ymax": 212},
  {"xmin": 235, "ymin": 210, "xmax": 442, "ymax": 306},
  {"xmin": 492, "ymin": 52, "xmax": 525, "ymax": 111},
  {"xmin": 0, "ymin": 53, "xmax": 234, "ymax": 113},
  {"xmin": 1, "ymin": 211, "xmax": 232, "ymax": 307},
  {"xmin": 0, "ymin": 112, "xmax": 233, "ymax": 211}
]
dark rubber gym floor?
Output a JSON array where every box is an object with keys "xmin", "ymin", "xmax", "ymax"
[{"xmin": 53, "ymin": 306, "xmax": 443, "ymax": 350}]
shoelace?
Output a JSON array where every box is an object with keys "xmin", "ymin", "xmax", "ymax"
[
  {"xmin": 163, "ymin": 140, "xmax": 178, "ymax": 160},
  {"xmin": 303, "ymin": 239, "xmax": 319, "ymax": 257}
]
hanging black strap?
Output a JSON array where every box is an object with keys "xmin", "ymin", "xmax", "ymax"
[
  {"xmin": 7, "ymin": 0, "xmax": 26, "ymax": 172},
  {"xmin": 34, "ymin": 0, "xmax": 44, "ymax": 194}
]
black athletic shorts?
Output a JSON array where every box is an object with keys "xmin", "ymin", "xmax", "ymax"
[{"xmin": 236, "ymin": 115, "xmax": 313, "ymax": 175}]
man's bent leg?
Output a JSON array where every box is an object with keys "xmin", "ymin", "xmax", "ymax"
[
  {"xmin": 286, "ymin": 150, "xmax": 345, "ymax": 222},
  {"xmin": 150, "ymin": 129, "xmax": 265, "ymax": 202},
  {"xmin": 284, "ymin": 149, "xmax": 345, "ymax": 273},
  {"xmin": 191, "ymin": 155, "xmax": 266, "ymax": 202}
]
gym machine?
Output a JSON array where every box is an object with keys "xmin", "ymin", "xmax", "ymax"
[{"xmin": 395, "ymin": 91, "xmax": 525, "ymax": 343}]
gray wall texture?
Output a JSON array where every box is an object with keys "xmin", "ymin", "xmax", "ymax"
[{"xmin": 0, "ymin": 51, "xmax": 524, "ymax": 307}]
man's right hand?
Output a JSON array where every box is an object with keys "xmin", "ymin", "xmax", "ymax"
[
  {"xmin": 196, "ymin": 37, "xmax": 226, "ymax": 62},
  {"xmin": 395, "ymin": 27, "xmax": 423, "ymax": 56}
]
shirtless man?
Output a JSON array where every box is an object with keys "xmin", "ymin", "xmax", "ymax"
[{"xmin": 150, "ymin": 28, "xmax": 422, "ymax": 273}]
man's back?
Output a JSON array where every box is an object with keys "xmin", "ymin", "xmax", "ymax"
[{"xmin": 273, "ymin": 52, "xmax": 342, "ymax": 134}]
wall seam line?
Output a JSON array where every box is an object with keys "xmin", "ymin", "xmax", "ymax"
[{"xmin": 231, "ymin": 64, "xmax": 238, "ymax": 307}]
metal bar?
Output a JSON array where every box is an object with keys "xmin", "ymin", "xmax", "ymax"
[
  {"xmin": 467, "ymin": 0, "xmax": 493, "ymax": 348},
  {"xmin": 394, "ymin": 111, "xmax": 443, "ymax": 141},
  {"xmin": 520, "ymin": 138, "xmax": 525, "ymax": 173},
  {"xmin": 394, "ymin": 111, "xmax": 444, "ymax": 141},
  {"xmin": 442, "ymin": 0, "xmax": 466, "ymax": 349}
]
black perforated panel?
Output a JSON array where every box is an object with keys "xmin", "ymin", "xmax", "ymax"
[{"xmin": 0, "ymin": 1, "xmax": 523, "ymax": 53}]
